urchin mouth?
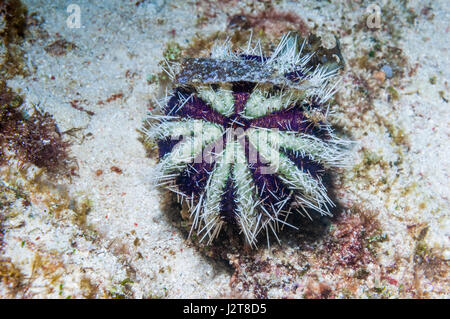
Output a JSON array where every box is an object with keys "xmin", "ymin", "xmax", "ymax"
[{"xmin": 225, "ymin": 113, "xmax": 249, "ymax": 129}]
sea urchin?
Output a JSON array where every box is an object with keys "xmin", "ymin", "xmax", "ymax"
[{"xmin": 145, "ymin": 34, "xmax": 350, "ymax": 247}]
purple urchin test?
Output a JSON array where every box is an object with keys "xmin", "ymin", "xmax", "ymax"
[{"xmin": 145, "ymin": 34, "xmax": 350, "ymax": 247}]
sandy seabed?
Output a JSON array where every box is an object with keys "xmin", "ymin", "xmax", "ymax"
[{"xmin": 0, "ymin": 0, "xmax": 448, "ymax": 298}]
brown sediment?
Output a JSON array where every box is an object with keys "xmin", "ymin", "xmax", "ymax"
[
  {"xmin": 0, "ymin": 106, "xmax": 71, "ymax": 172},
  {"xmin": 228, "ymin": 9, "xmax": 309, "ymax": 38}
]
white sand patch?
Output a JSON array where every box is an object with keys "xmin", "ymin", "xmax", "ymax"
[{"xmin": 1, "ymin": 0, "xmax": 448, "ymax": 298}]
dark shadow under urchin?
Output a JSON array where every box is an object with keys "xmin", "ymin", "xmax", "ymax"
[
  {"xmin": 156, "ymin": 169, "xmax": 347, "ymax": 265},
  {"xmin": 276, "ymin": 171, "xmax": 345, "ymax": 247}
]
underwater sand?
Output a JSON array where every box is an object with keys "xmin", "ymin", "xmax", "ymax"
[{"xmin": 1, "ymin": 0, "xmax": 448, "ymax": 298}]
